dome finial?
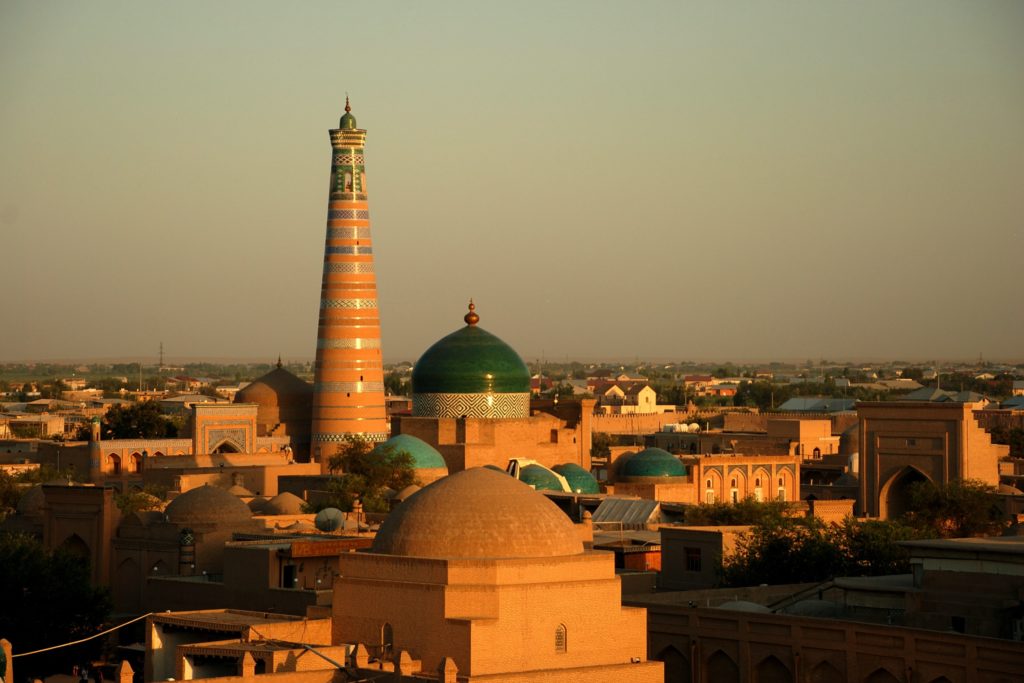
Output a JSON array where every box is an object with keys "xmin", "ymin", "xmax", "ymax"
[
  {"xmin": 276, "ymin": 355, "xmax": 283, "ymax": 369},
  {"xmin": 464, "ymin": 299, "xmax": 479, "ymax": 326},
  {"xmin": 345, "ymin": 94, "xmax": 351, "ymax": 113}
]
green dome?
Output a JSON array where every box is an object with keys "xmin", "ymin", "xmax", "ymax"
[
  {"xmin": 374, "ymin": 434, "xmax": 447, "ymax": 470},
  {"xmin": 339, "ymin": 111, "xmax": 357, "ymax": 129},
  {"xmin": 338, "ymin": 97, "xmax": 357, "ymax": 129},
  {"xmin": 412, "ymin": 318, "xmax": 529, "ymax": 395},
  {"xmin": 519, "ymin": 464, "xmax": 565, "ymax": 492},
  {"xmin": 622, "ymin": 448, "xmax": 687, "ymax": 478},
  {"xmin": 552, "ymin": 463, "xmax": 600, "ymax": 494}
]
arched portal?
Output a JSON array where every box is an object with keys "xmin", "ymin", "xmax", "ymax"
[
  {"xmin": 60, "ymin": 533, "xmax": 90, "ymax": 558},
  {"xmin": 657, "ymin": 645, "xmax": 691, "ymax": 683},
  {"xmin": 754, "ymin": 655, "xmax": 790, "ymax": 683},
  {"xmin": 211, "ymin": 439, "xmax": 242, "ymax": 454},
  {"xmin": 865, "ymin": 668, "xmax": 900, "ymax": 683},
  {"xmin": 809, "ymin": 661, "xmax": 843, "ymax": 683},
  {"xmin": 882, "ymin": 467, "xmax": 930, "ymax": 519},
  {"xmin": 704, "ymin": 650, "xmax": 739, "ymax": 683}
]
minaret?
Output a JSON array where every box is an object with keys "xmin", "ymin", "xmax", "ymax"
[{"xmin": 311, "ymin": 98, "xmax": 388, "ymax": 471}]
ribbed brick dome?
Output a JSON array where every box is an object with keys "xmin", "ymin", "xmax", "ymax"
[
  {"xmin": 165, "ymin": 484, "xmax": 252, "ymax": 526},
  {"xmin": 371, "ymin": 468, "xmax": 583, "ymax": 560}
]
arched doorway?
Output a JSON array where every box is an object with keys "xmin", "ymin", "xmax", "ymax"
[
  {"xmin": 212, "ymin": 439, "xmax": 242, "ymax": 454},
  {"xmin": 865, "ymin": 668, "xmax": 900, "ymax": 683},
  {"xmin": 704, "ymin": 650, "xmax": 739, "ymax": 683},
  {"xmin": 809, "ymin": 661, "xmax": 843, "ymax": 683},
  {"xmin": 60, "ymin": 533, "xmax": 90, "ymax": 558},
  {"xmin": 754, "ymin": 655, "xmax": 790, "ymax": 683},
  {"xmin": 882, "ymin": 467, "xmax": 930, "ymax": 519},
  {"xmin": 657, "ymin": 645, "xmax": 690, "ymax": 683}
]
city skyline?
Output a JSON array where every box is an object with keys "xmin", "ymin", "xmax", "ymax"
[{"xmin": 2, "ymin": 2, "xmax": 1022, "ymax": 363}]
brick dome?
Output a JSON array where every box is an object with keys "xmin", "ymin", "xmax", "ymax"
[
  {"xmin": 165, "ymin": 484, "xmax": 252, "ymax": 526},
  {"xmin": 371, "ymin": 467, "xmax": 583, "ymax": 560},
  {"xmin": 235, "ymin": 364, "xmax": 313, "ymax": 409}
]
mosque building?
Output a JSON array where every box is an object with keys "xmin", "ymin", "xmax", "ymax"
[{"xmin": 393, "ymin": 302, "xmax": 596, "ymax": 475}]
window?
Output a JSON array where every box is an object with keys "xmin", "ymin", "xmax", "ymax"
[
  {"xmin": 812, "ymin": 447, "xmax": 821, "ymax": 458},
  {"xmin": 705, "ymin": 490, "xmax": 715, "ymax": 504},
  {"xmin": 685, "ymin": 547, "xmax": 702, "ymax": 572},
  {"xmin": 381, "ymin": 623, "xmax": 394, "ymax": 658},
  {"xmin": 555, "ymin": 624, "xmax": 567, "ymax": 653},
  {"xmin": 906, "ymin": 438, "xmax": 917, "ymax": 447}
]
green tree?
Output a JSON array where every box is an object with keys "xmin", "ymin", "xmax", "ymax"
[
  {"xmin": 102, "ymin": 401, "xmax": 177, "ymax": 439},
  {"xmin": 319, "ymin": 437, "xmax": 417, "ymax": 513},
  {"xmin": 720, "ymin": 518, "xmax": 928, "ymax": 587},
  {"xmin": 114, "ymin": 484, "xmax": 167, "ymax": 515},
  {"xmin": 590, "ymin": 432, "xmax": 612, "ymax": 460},
  {"xmin": 904, "ymin": 479, "xmax": 1005, "ymax": 538},
  {"xmin": 721, "ymin": 519, "xmax": 846, "ymax": 586},
  {"xmin": 684, "ymin": 497, "xmax": 793, "ymax": 527},
  {"xmin": 0, "ymin": 532, "xmax": 111, "ymax": 679}
]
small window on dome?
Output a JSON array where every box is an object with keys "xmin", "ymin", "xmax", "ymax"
[{"xmin": 555, "ymin": 624, "xmax": 567, "ymax": 653}]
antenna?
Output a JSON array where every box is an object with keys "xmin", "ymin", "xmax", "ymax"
[{"xmin": 159, "ymin": 342, "xmax": 164, "ymax": 371}]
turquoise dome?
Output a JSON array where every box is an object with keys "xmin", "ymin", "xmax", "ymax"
[
  {"xmin": 519, "ymin": 464, "xmax": 565, "ymax": 492},
  {"xmin": 413, "ymin": 326, "xmax": 529, "ymax": 394},
  {"xmin": 622, "ymin": 448, "xmax": 687, "ymax": 478},
  {"xmin": 552, "ymin": 463, "xmax": 600, "ymax": 494},
  {"xmin": 374, "ymin": 434, "xmax": 447, "ymax": 470}
]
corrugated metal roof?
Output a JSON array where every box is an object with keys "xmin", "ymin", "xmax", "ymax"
[{"xmin": 592, "ymin": 498, "xmax": 660, "ymax": 527}]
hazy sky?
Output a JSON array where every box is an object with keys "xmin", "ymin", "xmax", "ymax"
[{"xmin": 2, "ymin": 1, "xmax": 1022, "ymax": 364}]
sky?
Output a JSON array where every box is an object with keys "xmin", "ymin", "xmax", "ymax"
[{"xmin": 1, "ymin": 1, "xmax": 1022, "ymax": 365}]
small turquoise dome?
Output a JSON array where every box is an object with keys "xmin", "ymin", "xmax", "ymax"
[
  {"xmin": 519, "ymin": 464, "xmax": 565, "ymax": 491},
  {"xmin": 552, "ymin": 463, "xmax": 600, "ymax": 494},
  {"xmin": 622, "ymin": 447, "xmax": 687, "ymax": 478},
  {"xmin": 374, "ymin": 434, "xmax": 447, "ymax": 470}
]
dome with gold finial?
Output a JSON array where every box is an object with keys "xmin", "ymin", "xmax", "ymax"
[
  {"xmin": 410, "ymin": 301, "xmax": 530, "ymax": 418},
  {"xmin": 338, "ymin": 96, "xmax": 357, "ymax": 130}
]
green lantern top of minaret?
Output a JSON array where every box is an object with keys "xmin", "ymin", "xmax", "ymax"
[{"xmin": 339, "ymin": 96, "xmax": 358, "ymax": 129}]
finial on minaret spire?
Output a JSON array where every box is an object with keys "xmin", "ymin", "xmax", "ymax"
[
  {"xmin": 276, "ymin": 355, "xmax": 283, "ymax": 369},
  {"xmin": 345, "ymin": 95, "xmax": 351, "ymax": 113},
  {"xmin": 464, "ymin": 299, "xmax": 479, "ymax": 326}
]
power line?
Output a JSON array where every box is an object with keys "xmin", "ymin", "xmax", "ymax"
[{"xmin": 13, "ymin": 612, "xmax": 156, "ymax": 658}]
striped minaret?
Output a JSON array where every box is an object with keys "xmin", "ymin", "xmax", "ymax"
[{"xmin": 311, "ymin": 98, "xmax": 388, "ymax": 471}]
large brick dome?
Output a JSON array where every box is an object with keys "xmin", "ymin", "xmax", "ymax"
[
  {"xmin": 370, "ymin": 467, "xmax": 583, "ymax": 560},
  {"xmin": 165, "ymin": 484, "xmax": 252, "ymax": 527},
  {"xmin": 235, "ymin": 363, "xmax": 313, "ymax": 409}
]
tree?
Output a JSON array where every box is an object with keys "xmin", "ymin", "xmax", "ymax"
[
  {"xmin": 684, "ymin": 497, "xmax": 793, "ymax": 527},
  {"xmin": 590, "ymin": 432, "xmax": 612, "ymax": 460},
  {"xmin": 114, "ymin": 484, "xmax": 167, "ymax": 515},
  {"xmin": 904, "ymin": 479, "xmax": 1005, "ymax": 538},
  {"xmin": 0, "ymin": 532, "xmax": 111, "ymax": 679},
  {"xmin": 720, "ymin": 517, "xmax": 927, "ymax": 587},
  {"xmin": 318, "ymin": 437, "xmax": 417, "ymax": 513},
  {"xmin": 101, "ymin": 401, "xmax": 177, "ymax": 439}
]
